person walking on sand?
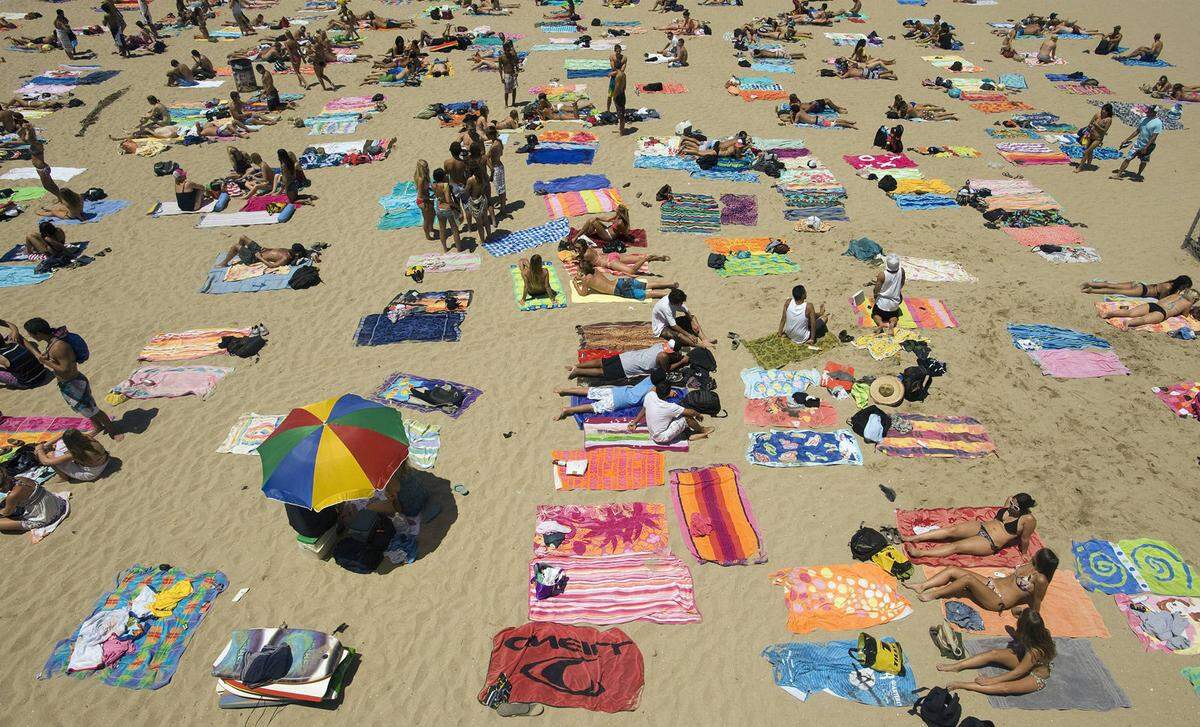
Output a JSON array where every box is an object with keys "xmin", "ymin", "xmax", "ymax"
[
  {"xmin": 1111, "ymin": 106, "xmax": 1162, "ymax": 181},
  {"xmin": 6, "ymin": 319, "xmax": 122, "ymax": 440}
]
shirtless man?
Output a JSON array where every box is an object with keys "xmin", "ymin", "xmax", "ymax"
[
  {"xmin": 498, "ymin": 40, "xmax": 520, "ymax": 107},
  {"xmin": 571, "ymin": 260, "xmax": 677, "ymax": 301},
  {"xmin": 611, "ymin": 68, "xmax": 628, "ymax": 135},
  {"xmin": 166, "ymin": 59, "xmax": 196, "ymax": 86},
  {"xmin": 1036, "ymin": 36, "xmax": 1057, "ymax": 64},
  {"xmin": 220, "ymin": 236, "xmax": 319, "ymax": 267},
  {"xmin": 607, "ymin": 44, "xmax": 627, "ymax": 112},
  {"xmin": 443, "ymin": 141, "xmax": 470, "ymax": 210},
  {"xmin": 656, "ymin": 10, "xmax": 698, "ymax": 35},
  {"xmin": 191, "ymin": 49, "xmax": 216, "ymax": 79},
  {"xmin": 1116, "ymin": 33, "xmax": 1163, "ymax": 63},
  {"xmin": 256, "ymin": 64, "xmax": 288, "ymax": 110},
  {"xmin": 230, "ymin": 90, "xmax": 277, "ymax": 126},
  {"xmin": 243, "ymin": 152, "xmax": 276, "ymax": 197},
  {"xmin": 485, "ymin": 126, "xmax": 507, "ymax": 215}
]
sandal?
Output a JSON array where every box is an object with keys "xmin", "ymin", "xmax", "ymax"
[
  {"xmin": 497, "ymin": 702, "xmax": 544, "ymax": 717},
  {"xmin": 453, "ymin": 483, "xmax": 470, "ymax": 496}
]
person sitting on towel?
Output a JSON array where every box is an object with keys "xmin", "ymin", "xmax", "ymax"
[
  {"xmin": 190, "ymin": 49, "xmax": 216, "ymax": 79},
  {"xmin": 902, "ymin": 494, "xmax": 1039, "ymax": 558},
  {"xmin": 1115, "ymin": 32, "xmax": 1163, "ymax": 63},
  {"xmin": 652, "ymin": 288, "xmax": 717, "ymax": 349},
  {"xmin": 903, "ymin": 548, "xmax": 1058, "ymax": 614},
  {"xmin": 172, "ymin": 168, "xmax": 218, "ymax": 212},
  {"xmin": 570, "ymin": 260, "xmax": 678, "ymax": 301},
  {"xmin": 1081, "ymin": 276, "xmax": 1192, "ymax": 299},
  {"xmin": 777, "ymin": 284, "xmax": 830, "ymax": 345},
  {"xmin": 1098, "ymin": 289, "xmax": 1199, "ymax": 327},
  {"xmin": 1095, "ymin": 25, "xmax": 1122, "ymax": 55},
  {"xmin": 532, "ymin": 93, "xmax": 595, "ymax": 120},
  {"xmin": 566, "ymin": 341, "xmax": 687, "ymax": 381},
  {"xmin": 0, "ymin": 469, "xmax": 67, "ymax": 534},
  {"xmin": 576, "ymin": 205, "xmax": 635, "ymax": 243},
  {"xmin": 166, "ymin": 58, "xmax": 196, "ymax": 86},
  {"xmin": 629, "ymin": 371, "xmax": 712, "ymax": 443},
  {"xmin": 35, "ymin": 428, "xmax": 110, "ymax": 482},
  {"xmin": 220, "ymin": 236, "xmax": 321, "ymax": 268},
  {"xmin": 655, "ymin": 10, "xmax": 698, "ymax": 35},
  {"xmin": 941, "ymin": 609, "xmax": 1057, "ymax": 696},
  {"xmin": 24, "ymin": 220, "xmax": 71, "ymax": 260}
]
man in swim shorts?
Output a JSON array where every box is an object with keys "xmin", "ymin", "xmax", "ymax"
[{"xmin": 570, "ymin": 260, "xmax": 676, "ymax": 300}]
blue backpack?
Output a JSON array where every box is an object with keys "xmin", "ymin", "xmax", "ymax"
[{"xmin": 61, "ymin": 331, "xmax": 89, "ymax": 363}]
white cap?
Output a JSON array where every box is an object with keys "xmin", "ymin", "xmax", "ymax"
[
  {"xmin": 675, "ymin": 120, "xmax": 693, "ymax": 135},
  {"xmin": 885, "ymin": 254, "xmax": 901, "ymax": 272},
  {"xmin": 804, "ymin": 215, "xmax": 821, "ymax": 229}
]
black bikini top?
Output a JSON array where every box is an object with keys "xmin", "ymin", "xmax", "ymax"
[{"xmin": 995, "ymin": 508, "xmax": 1021, "ymax": 535}]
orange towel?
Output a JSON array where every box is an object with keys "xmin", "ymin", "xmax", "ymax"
[
  {"xmin": 705, "ymin": 236, "xmax": 771, "ymax": 254},
  {"xmin": 771, "ymin": 563, "xmax": 912, "ymax": 634},
  {"xmin": 926, "ymin": 566, "xmax": 1111, "ymax": 638},
  {"xmin": 552, "ymin": 448, "xmax": 664, "ymax": 491},
  {"xmin": 739, "ymin": 89, "xmax": 789, "ymax": 102}
]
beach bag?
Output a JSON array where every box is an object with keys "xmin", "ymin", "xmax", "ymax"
[
  {"xmin": 877, "ymin": 175, "xmax": 897, "ymax": 193},
  {"xmin": 849, "ymin": 633, "xmax": 904, "ymax": 675},
  {"xmin": 60, "ymin": 331, "xmax": 90, "ymax": 364},
  {"xmin": 870, "ymin": 544, "xmax": 914, "ymax": 581},
  {"xmin": 287, "ymin": 266, "xmax": 321, "ymax": 289},
  {"xmin": 410, "ymin": 383, "xmax": 466, "ymax": 411},
  {"xmin": 333, "ymin": 510, "xmax": 395, "ymax": 574},
  {"xmin": 958, "ymin": 719, "xmax": 995, "ymax": 727},
  {"xmin": 83, "ymin": 187, "xmax": 107, "ymax": 201},
  {"xmin": 219, "ymin": 334, "xmax": 266, "ymax": 358},
  {"xmin": 682, "ymin": 389, "xmax": 725, "ymax": 417},
  {"xmin": 153, "ymin": 161, "xmax": 178, "ymax": 176},
  {"xmin": 706, "ymin": 253, "xmax": 726, "ymax": 269},
  {"xmin": 643, "ymin": 81, "xmax": 664, "ymax": 92},
  {"xmin": 901, "ymin": 365, "xmax": 933, "ymax": 402},
  {"xmin": 872, "ymin": 125, "xmax": 889, "ymax": 149},
  {"xmin": 849, "ymin": 405, "xmax": 891, "ymax": 443},
  {"xmin": 849, "ymin": 523, "xmax": 888, "ymax": 561},
  {"xmin": 910, "ymin": 687, "xmax": 961, "ymax": 727},
  {"xmin": 687, "ymin": 347, "xmax": 717, "ymax": 372}
]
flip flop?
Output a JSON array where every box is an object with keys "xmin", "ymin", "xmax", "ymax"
[
  {"xmin": 879, "ymin": 484, "xmax": 897, "ymax": 502},
  {"xmin": 453, "ymin": 483, "xmax": 470, "ymax": 496},
  {"xmin": 497, "ymin": 702, "xmax": 544, "ymax": 717}
]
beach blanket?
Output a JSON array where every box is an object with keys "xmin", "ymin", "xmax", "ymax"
[
  {"xmin": 1002, "ymin": 225, "xmax": 1085, "ymax": 247},
  {"xmin": 716, "ymin": 254, "xmax": 798, "ymax": 277},
  {"xmin": 843, "ymin": 152, "xmax": 917, "ymax": 171},
  {"xmin": 849, "ymin": 291, "xmax": 958, "ymax": 329},
  {"xmin": 1115, "ymin": 593, "xmax": 1200, "ymax": 654},
  {"xmin": 660, "ymin": 193, "xmax": 720, "ymax": 234},
  {"xmin": 877, "ymin": 414, "xmax": 995, "ymax": 459},
  {"xmin": 370, "ymin": 372, "xmax": 481, "ymax": 419},
  {"xmin": 771, "ymin": 563, "xmax": 911, "ymax": 633},
  {"xmin": 576, "ymin": 321, "xmax": 657, "ymax": 356},
  {"xmin": 851, "ymin": 329, "xmax": 929, "ymax": 361},
  {"xmin": 743, "ymin": 333, "xmax": 837, "ymax": 369},
  {"xmin": 543, "ymin": 188, "xmax": 623, "ymax": 218},
  {"xmin": 636, "ymin": 82, "xmax": 687, "ymax": 94},
  {"xmin": 584, "ymin": 421, "xmax": 689, "ymax": 452},
  {"xmin": 750, "ymin": 60, "xmax": 794, "ymax": 74},
  {"xmin": 893, "ymin": 193, "xmax": 959, "ymax": 210},
  {"xmin": 38, "ymin": 565, "xmax": 227, "ymax": 690},
  {"xmin": 510, "ymin": 264, "xmax": 566, "ymax": 311},
  {"xmin": 740, "ymin": 368, "xmax": 820, "ymax": 400},
  {"xmin": 479, "ymin": 623, "xmax": 644, "ymax": 713},
  {"xmin": 528, "ymin": 144, "xmax": 596, "ymax": 165},
  {"xmin": 199, "ymin": 258, "xmax": 305, "ymax": 295},
  {"xmin": 746, "ymin": 429, "xmax": 862, "ymax": 467},
  {"xmin": 216, "ymin": 413, "xmax": 284, "ymax": 455},
  {"xmin": 1091, "ymin": 100, "xmax": 1185, "ymax": 131},
  {"xmin": 669, "ymin": 465, "xmax": 765, "ymax": 566},
  {"xmin": 137, "ymin": 328, "xmax": 251, "ymax": 362},
  {"xmin": 41, "ymin": 199, "xmax": 131, "ymax": 225},
  {"xmin": 1, "ymin": 166, "xmax": 85, "ymax": 182},
  {"xmin": 565, "ymin": 58, "xmax": 612, "ymax": 78},
  {"xmin": 897, "ymin": 257, "xmax": 977, "ymax": 283},
  {"xmin": 1073, "ymin": 539, "xmax": 1151, "ymax": 595},
  {"xmin": 999, "ymin": 73, "xmax": 1027, "ymax": 89},
  {"xmin": 1153, "ymin": 381, "xmax": 1200, "ymax": 419},
  {"xmin": 0, "ymin": 415, "xmax": 94, "ymax": 445},
  {"xmin": 719, "ymin": 194, "xmax": 757, "ymax": 226},
  {"xmin": 971, "ymin": 100, "xmax": 1035, "ymax": 113},
  {"xmin": 483, "ymin": 217, "xmax": 570, "ymax": 256},
  {"xmin": 1007, "ymin": 323, "xmax": 1111, "ymax": 350},
  {"xmin": 898, "ymin": 506, "xmax": 1045, "ymax": 567},
  {"xmin": 195, "ymin": 210, "xmax": 292, "ymax": 228},
  {"xmin": 924, "ymin": 55, "xmax": 982, "ymax": 72},
  {"xmin": 1026, "ymin": 348, "xmax": 1130, "ymax": 378},
  {"xmin": 353, "ymin": 312, "xmax": 463, "ymax": 345},
  {"xmin": 996, "ymin": 141, "xmax": 1071, "ymax": 165},
  {"xmin": 378, "ymin": 180, "xmax": 422, "ymax": 230},
  {"xmin": 1116, "ymin": 56, "xmax": 1172, "ymax": 68},
  {"xmin": 743, "ymin": 383, "xmax": 837, "ymax": 419},
  {"xmin": 111, "ymin": 365, "xmax": 230, "ymax": 400},
  {"xmin": 1118, "ymin": 538, "xmax": 1200, "ymax": 596},
  {"xmin": 965, "ymin": 638, "xmax": 1131, "ymax": 711},
  {"xmin": 533, "ymin": 174, "xmax": 611, "ymax": 194},
  {"xmin": 1056, "ymin": 83, "xmax": 1113, "ymax": 95},
  {"xmin": 0, "ymin": 265, "xmax": 52, "ymax": 288},
  {"xmin": 937, "ymin": 568, "xmax": 1109, "ymax": 637},
  {"xmin": 404, "ymin": 252, "xmax": 481, "ymax": 274},
  {"xmin": 527, "ymin": 553, "xmax": 701, "ymax": 624},
  {"xmin": 552, "ymin": 448, "xmax": 664, "ymax": 491},
  {"xmin": 706, "ymin": 237, "xmax": 770, "ymax": 254},
  {"xmin": 762, "ymin": 639, "xmax": 917, "ymax": 707},
  {"xmin": 1095, "ymin": 298, "xmax": 1200, "ymax": 333},
  {"xmin": 533, "ymin": 502, "xmax": 668, "ymax": 558},
  {"xmin": 1059, "ymin": 143, "xmax": 1121, "ymax": 160}
]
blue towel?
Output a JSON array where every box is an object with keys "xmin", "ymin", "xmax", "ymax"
[
  {"xmin": 529, "ymin": 44, "xmax": 582, "ymax": 52},
  {"xmin": 1045, "ymin": 72, "xmax": 1088, "ymax": 82},
  {"xmin": 999, "ymin": 73, "xmax": 1027, "ymax": 90},
  {"xmin": 533, "ymin": 174, "xmax": 611, "ymax": 194},
  {"xmin": 483, "ymin": 217, "xmax": 570, "ymax": 257},
  {"xmin": 40, "ymin": 199, "xmax": 131, "ymax": 225},
  {"xmin": 1117, "ymin": 57, "xmax": 1172, "ymax": 67},
  {"xmin": 1007, "ymin": 323, "xmax": 1111, "ymax": 351},
  {"xmin": 897, "ymin": 0, "xmax": 927, "ymax": 4},
  {"xmin": 762, "ymin": 640, "xmax": 918, "ymax": 707},
  {"xmin": 29, "ymin": 70, "xmax": 118, "ymax": 86},
  {"xmin": 690, "ymin": 169, "xmax": 760, "ymax": 183},
  {"xmin": 893, "ymin": 194, "xmax": 959, "ymax": 210},
  {"xmin": 1059, "ymin": 143, "xmax": 1122, "ymax": 160},
  {"xmin": 0, "ymin": 265, "xmax": 52, "ymax": 288},
  {"xmin": 199, "ymin": 256, "xmax": 311, "ymax": 295},
  {"xmin": 634, "ymin": 155, "xmax": 696, "ymax": 170},
  {"xmin": 539, "ymin": 24, "xmax": 578, "ymax": 33},
  {"xmin": 354, "ymin": 312, "xmax": 464, "ymax": 346},
  {"xmin": 784, "ymin": 206, "xmax": 849, "ymax": 222},
  {"xmin": 378, "ymin": 181, "xmax": 422, "ymax": 230},
  {"xmin": 750, "ymin": 60, "xmax": 795, "ymax": 74},
  {"xmin": 527, "ymin": 144, "xmax": 596, "ymax": 165},
  {"xmin": 566, "ymin": 68, "xmax": 612, "ymax": 78}
]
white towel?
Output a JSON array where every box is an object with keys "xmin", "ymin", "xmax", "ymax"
[
  {"xmin": 195, "ymin": 211, "xmax": 287, "ymax": 228},
  {"xmin": 151, "ymin": 199, "xmax": 220, "ymax": 217},
  {"xmin": 181, "ymin": 79, "xmax": 226, "ymax": 89},
  {"xmin": 1, "ymin": 167, "xmax": 85, "ymax": 182}
]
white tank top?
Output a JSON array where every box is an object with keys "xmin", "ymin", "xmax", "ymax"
[
  {"xmin": 876, "ymin": 268, "xmax": 904, "ymax": 312},
  {"xmin": 782, "ymin": 300, "xmax": 810, "ymax": 344}
]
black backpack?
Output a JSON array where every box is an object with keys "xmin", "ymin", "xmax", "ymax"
[
  {"xmin": 333, "ymin": 509, "xmax": 396, "ymax": 574},
  {"xmin": 878, "ymin": 175, "xmax": 898, "ymax": 193},
  {"xmin": 288, "ymin": 266, "xmax": 321, "ymax": 289},
  {"xmin": 910, "ymin": 686, "xmax": 962, "ymax": 727},
  {"xmin": 873, "ymin": 125, "xmax": 889, "ymax": 150},
  {"xmin": 958, "ymin": 719, "xmax": 995, "ymax": 727},
  {"xmin": 219, "ymin": 334, "xmax": 267, "ymax": 358},
  {"xmin": 850, "ymin": 405, "xmax": 892, "ymax": 443},
  {"xmin": 682, "ymin": 389, "xmax": 725, "ymax": 417},
  {"xmin": 687, "ymin": 347, "xmax": 717, "ymax": 372},
  {"xmin": 901, "ymin": 365, "xmax": 933, "ymax": 402},
  {"xmin": 410, "ymin": 383, "xmax": 466, "ymax": 411},
  {"xmin": 153, "ymin": 161, "xmax": 178, "ymax": 177},
  {"xmin": 706, "ymin": 253, "xmax": 727, "ymax": 269},
  {"xmin": 849, "ymin": 523, "xmax": 888, "ymax": 561}
]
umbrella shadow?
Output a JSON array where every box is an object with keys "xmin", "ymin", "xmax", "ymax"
[{"xmin": 379, "ymin": 469, "xmax": 458, "ymax": 572}]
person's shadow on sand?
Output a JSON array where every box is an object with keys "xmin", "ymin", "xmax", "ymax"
[
  {"xmin": 115, "ymin": 407, "xmax": 159, "ymax": 436},
  {"xmin": 378, "ymin": 470, "xmax": 458, "ymax": 573}
]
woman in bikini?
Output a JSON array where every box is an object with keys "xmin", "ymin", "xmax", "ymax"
[
  {"xmin": 889, "ymin": 94, "xmax": 957, "ymax": 121},
  {"xmin": 903, "ymin": 493, "xmax": 1038, "ymax": 558},
  {"xmin": 430, "ymin": 168, "xmax": 462, "ymax": 251},
  {"xmin": 565, "ymin": 236, "xmax": 670, "ymax": 277},
  {"xmin": 1081, "ymin": 275, "xmax": 1192, "ymax": 298},
  {"xmin": 940, "ymin": 609, "xmax": 1056, "ymax": 695},
  {"xmin": 577, "ymin": 204, "xmax": 633, "ymax": 242},
  {"xmin": 905, "ymin": 548, "xmax": 1058, "ymax": 614},
  {"xmin": 1099, "ymin": 289, "xmax": 1200, "ymax": 327},
  {"xmin": 518, "ymin": 253, "xmax": 555, "ymax": 303},
  {"xmin": 414, "ymin": 159, "xmax": 435, "ymax": 241},
  {"xmin": 38, "ymin": 187, "xmax": 86, "ymax": 221},
  {"xmin": 1075, "ymin": 102, "xmax": 1113, "ymax": 172},
  {"xmin": 851, "ymin": 38, "xmax": 894, "ymax": 66}
]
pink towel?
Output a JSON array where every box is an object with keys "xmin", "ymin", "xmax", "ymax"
[{"xmin": 1026, "ymin": 348, "xmax": 1130, "ymax": 379}]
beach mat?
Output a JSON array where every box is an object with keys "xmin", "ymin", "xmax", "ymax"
[
  {"xmin": 370, "ymin": 371, "xmax": 481, "ymax": 419},
  {"xmin": 510, "ymin": 264, "xmax": 566, "ymax": 311},
  {"xmin": 745, "ymin": 429, "xmax": 862, "ymax": 467},
  {"xmin": 1117, "ymin": 538, "xmax": 1200, "ymax": 596},
  {"xmin": 533, "ymin": 174, "xmax": 611, "ymax": 194},
  {"xmin": 771, "ymin": 564, "xmax": 911, "ymax": 633},
  {"xmin": 543, "ymin": 188, "xmax": 623, "ymax": 218},
  {"xmin": 353, "ymin": 312, "xmax": 464, "ymax": 345},
  {"xmin": 216, "ymin": 413, "xmax": 284, "ymax": 454},
  {"xmin": 740, "ymin": 367, "xmax": 821, "ymax": 400},
  {"xmin": 850, "ymin": 290, "xmax": 959, "ymax": 329},
  {"xmin": 41, "ymin": 199, "xmax": 130, "ymax": 225},
  {"xmin": 552, "ymin": 447, "xmax": 664, "ymax": 490},
  {"xmin": 1115, "ymin": 593, "xmax": 1200, "ymax": 654},
  {"xmin": 584, "ymin": 421, "xmax": 688, "ymax": 451},
  {"xmin": 716, "ymin": 254, "xmax": 799, "ymax": 277},
  {"xmin": 762, "ymin": 638, "xmax": 917, "ymax": 707},
  {"xmin": 878, "ymin": 413, "xmax": 996, "ymax": 458},
  {"xmin": 0, "ymin": 265, "xmax": 53, "ymax": 288},
  {"xmin": 404, "ymin": 252, "xmax": 481, "ymax": 273},
  {"xmin": 0, "ymin": 415, "xmax": 95, "ymax": 444},
  {"xmin": 660, "ymin": 193, "xmax": 720, "ymax": 235},
  {"xmin": 936, "ymin": 567, "xmax": 1109, "ymax": 638},
  {"xmin": 527, "ymin": 144, "xmax": 596, "ymax": 165},
  {"xmin": 898, "ymin": 506, "xmax": 1045, "ymax": 567},
  {"xmin": 1025, "ymin": 348, "xmax": 1130, "ymax": 378},
  {"xmin": 38, "ymin": 565, "xmax": 227, "ymax": 690},
  {"xmin": 483, "ymin": 217, "xmax": 570, "ymax": 256},
  {"xmin": 1072, "ymin": 538, "xmax": 1151, "ymax": 595},
  {"xmin": 137, "ymin": 328, "xmax": 250, "ymax": 361},
  {"xmin": 669, "ymin": 464, "xmax": 765, "ymax": 566},
  {"xmin": 742, "ymin": 332, "xmax": 838, "ymax": 369},
  {"xmin": 576, "ymin": 321, "xmax": 657, "ymax": 355},
  {"xmin": 965, "ymin": 638, "xmax": 1131, "ymax": 711},
  {"xmin": 743, "ymin": 397, "xmax": 838, "ymax": 429}
]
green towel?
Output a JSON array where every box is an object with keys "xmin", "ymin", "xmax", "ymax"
[
  {"xmin": 511, "ymin": 264, "xmax": 567, "ymax": 311},
  {"xmin": 8, "ymin": 186, "xmax": 47, "ymax": 202},
  {"xmin": 717, "ymin": 254, "xmax": 800, "ymax": 278},
  {"xmin": 565, "ymin": 58, "xmax": 610, "ymax": 70},
  {"xmin": 743, "ymin": 333, "xmax": 839, "ymax": 369}
]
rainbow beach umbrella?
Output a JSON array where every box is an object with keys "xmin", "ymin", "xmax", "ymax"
[{"xmin": 259, "ymin": 394, "xmax": 409, "ymax": 511}]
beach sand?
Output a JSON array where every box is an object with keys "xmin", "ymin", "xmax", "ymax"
[{"xmin": 2, "ymin": 0, "xmax": 1199, "ymax": 724}]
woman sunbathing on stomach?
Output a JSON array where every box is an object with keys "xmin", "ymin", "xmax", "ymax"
[
  {"xmin": 563, "ymin": 237, "xmax": 669, "ymax": 276},
  {"xmin": 1099, "ymin": 289, "xmax": 1199, "ymax": 327},
  {"xmin": 904, "ymin": 548, "xmax": 1058, "ymax": 613},
  {"xmin": 940, "ymin": 609, "xmax": 1056, "ymax": 695},
  {"xmin": 903, "ymin": 493, "xmax": 1037, "ymax": 558},
  {"xmin": 1081, "ymin": 275, "xmax": 1191, "ymax": 298}
]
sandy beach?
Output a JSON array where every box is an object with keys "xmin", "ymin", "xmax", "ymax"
[{"xmin": 2, "ymin": 0, "xmax": 1200, "ymax": 724}]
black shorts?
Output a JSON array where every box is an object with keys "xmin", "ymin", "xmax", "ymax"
[
  {"xmin": 872, "ymin": 304, "xmax": 901, "ymax": 322},
  {"xmin": 614, "ymin": 92, "xmax": 626, "ymax": 110},
  {"xmin": 600, "ymin": 355, "xmax": 625, "ymax": 380}
]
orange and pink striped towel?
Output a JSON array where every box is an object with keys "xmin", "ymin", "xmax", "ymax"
[
  {"xmin": 138, "ymin": 328, "xmax": 252, "ymax": 362},
  {"xmin": 669, "ymin": 464, "xmax": 765, "ymax": 566},
  {"xmin": 544, "ymin": 188, "xmax": 624, "ymax": 219}
]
